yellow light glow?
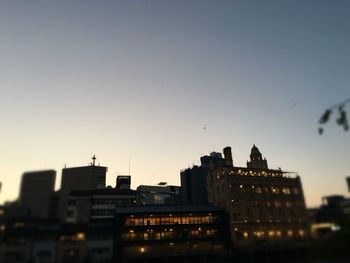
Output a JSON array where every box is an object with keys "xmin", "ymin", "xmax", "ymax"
[
  {"xmin": 140, "ymin": 247, "xmax": 145, "ymax": 253},
  {"xmin": 76, "ymin": 232, "xmax": 86, "ymax": 241}
]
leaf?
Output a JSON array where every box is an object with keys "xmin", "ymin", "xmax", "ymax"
[
  {"xmin": 318, "ymin": 127, "xmax": 324, "ymax": 135},
  {"xmin": 336, "ymin": 106, "xmax": 349, "ymax": 130},
  {"xmin": 319, "ymin": 109, "xmax": 332, "ymax": 124}
]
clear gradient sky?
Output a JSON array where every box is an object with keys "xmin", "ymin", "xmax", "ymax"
[{"xmin": 1, "ymin": 1, "xmax": 349, "ymax": 207}]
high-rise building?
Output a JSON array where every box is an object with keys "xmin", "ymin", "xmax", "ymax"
[
  {"xmin": 59, "ymin": 156, "xmax": 107, "ymax": 219},
  {"xmin": 346, "ymin": 176, "xmax": 350, "ymax": 192},
  {"xmin": 19, "ymin": 170, "xmax": 56, "ymax": 218},
  {"xmin": 207, "ymin": 145, "xmax": 308, "ymax": 243},
  {"xmin": 180, "ymin": 150, "xmax": 229, "ymax": 205}
]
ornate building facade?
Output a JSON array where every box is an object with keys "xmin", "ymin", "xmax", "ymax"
[{"xmin": 208, "ymin": 145, "xmax": 308, "ymax": 244}]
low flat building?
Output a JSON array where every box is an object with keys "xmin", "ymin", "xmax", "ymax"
[{"xmin": 114, "ymin": 205, "xmax": 231, "ymax": 261}]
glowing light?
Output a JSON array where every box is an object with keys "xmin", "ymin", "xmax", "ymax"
[{"xmin": 76, "ymin": 232, "xmax": 86, "ymax": 241}]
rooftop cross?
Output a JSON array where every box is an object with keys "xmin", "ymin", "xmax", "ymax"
[{"xmin": 92, "ymin": 155, "xmax": 96, "ymax": 166}]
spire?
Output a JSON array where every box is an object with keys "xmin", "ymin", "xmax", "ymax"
[{"xmin": 92, "ymin": 155, "xmax": 96, "ymax": 166}]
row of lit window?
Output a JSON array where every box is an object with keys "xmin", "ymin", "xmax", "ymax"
[
  {"xmin": 124, "ymin": 215, "xmax": 217, "ymax": 226},
  {"xmin": 122, "ymin": 228, "xmax": 218, "ymax": 241},
  {"xmin": 215, "ymin": 169, "xmax": 283, "ymax": 179},
  {"xmin": 228, "ymin": 184, "xmax": 299, "ymax": 195},
  {"xmin": 231, "ymin": 213, "xmax": 303, "ymax": 224},
  {"xmin": 60, "ymin": 232, "xmax": 86, "ymax": 242},
  {"xmin": 229, "ymin": 199, "xmax": 303, "ymax": 209},
  {"xmin": 237, "ymin": 229, "xmax": 305, "ymax": 240}
]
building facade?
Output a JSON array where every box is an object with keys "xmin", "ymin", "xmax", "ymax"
[
  {"xmin": 180, "ymin": 149, "xmax": 230, "ymax": 205},
  {"xmin": 136, "ymin": 185, "xmax": 181, "ymax": 205},
  {"xmin": 208, "ymin": 145, "xmax": 308, "ymax": 243},
  {"xmin": 66, "ymin": 188, "xmax": 137, "ymax": 223},
  {"xmin": 114, "ymin": 205, "xmax": 231, "ymax": 261},
  {"xmin": 59, "ymin": 159, "xmax": 107, "ymax": 219},
  {"xmin": 19, "ymin": 170, "xmax": 56, "ymax": 218}
]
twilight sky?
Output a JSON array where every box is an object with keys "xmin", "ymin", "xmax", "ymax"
[{"xmin": 1, "ymin": 0, "xmax": 349, "ymax": 207}]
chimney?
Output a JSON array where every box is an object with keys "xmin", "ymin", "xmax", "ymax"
[{"xmin": 223, "ymin": 146, "xmax": 233, "ymax": 167}]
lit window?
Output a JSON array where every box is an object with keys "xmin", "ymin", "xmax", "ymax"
[
  {"xmin": 268, "ymin": 231, "xmax": 275, "ymax": 238},
  {"xmin": 243, "ymin": 232, "xmax": 249, "ymax": 239},
  {"xmin": 76, "ymin": 232, "xmax": 85, "ymax": 241}
]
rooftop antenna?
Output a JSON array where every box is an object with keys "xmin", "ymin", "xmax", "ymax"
[
  {"xmin": 92, "ymin": 155, "xmax": 96, "ymax": 166},
  {"xmin": 129, "ymin": 159, "xmax": 131, "ymax": 176}
]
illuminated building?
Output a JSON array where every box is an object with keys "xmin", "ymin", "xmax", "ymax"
[
  {"xmin": 19, "ymin": 170, "xmax": 56, "ymax": 218},
  {"xmin": 114, "ymin": 205, "xmax": 231, "ymax": 261},
  {"xmin": 208, "ymin": 145, "xmax": 308, "ymax": 243},
  {"xmin": 59, "ymin": 156, "xmax": 107, "ymax": 219}
]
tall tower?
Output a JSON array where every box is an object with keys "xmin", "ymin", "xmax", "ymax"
[{"xmin": 247, "ymin": 144, "xmax": 268, "ymax": 169}]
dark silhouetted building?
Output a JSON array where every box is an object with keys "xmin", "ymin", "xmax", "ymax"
[
  {"xmin": 67, "ymin": 188, "xmax": 137, "ymax": 223},
  {"xmin": 19, "ymin": 170, "xmax": 56, "ymax": 218},
  {"xmin": 180, "ymin": 151, "xmax": 228, "ymax": 205},
  {"xmin": 59, "ymin": 157, "xmax": 107, "ymax": 220},
  {"xmin": 347, "ymin": 176, "xmax": 350, "ymax": 192},
  {"xmin": 116, "ymin": 175, "xmax": 131, "ymax": 190},
  {"xmin": 208, "ymin": 145, "xmax": 308, "ymax": 244},
  {"xmin": 246, "ymin": 144, "xmax": 268, "ymax": 169},
  {"xmin": 66, "ymin": 175, "xmax": 136, "ymax": 223}
]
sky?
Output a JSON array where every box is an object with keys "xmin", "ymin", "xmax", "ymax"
[{"xmin": 0, "ymin": 0, "xmax": 349, "ymax": 207}]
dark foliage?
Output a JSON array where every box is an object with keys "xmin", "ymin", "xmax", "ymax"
[{"xmin": 318, "ymin": 99, "xmax": 350, "ymax": 135}]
